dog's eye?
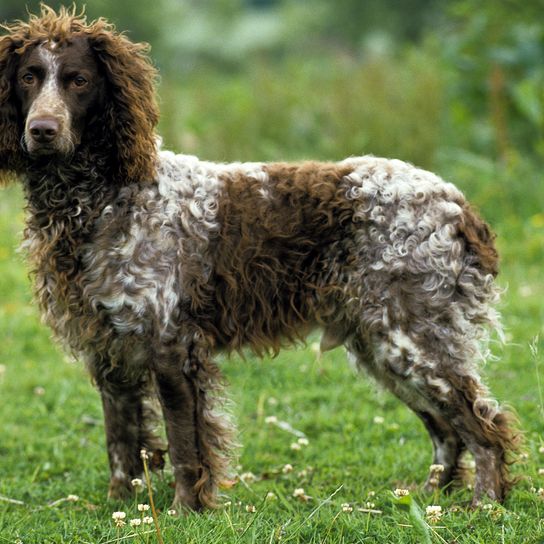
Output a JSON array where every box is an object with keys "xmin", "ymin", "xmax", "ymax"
[
  {"xmin": 21, "ymin": 73, "xmax": 35, "ymax": 85},
  {"xmin": 72, "ymin": 75, "xmax": 88, "ymax": 88}
]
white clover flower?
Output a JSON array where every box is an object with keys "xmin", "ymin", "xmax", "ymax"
[
  {"xmin": 167, "ymin": 509, "xmax": 177, "ymax": 516},
  {"xmin": 297, "ymin": 437, "xmax": 309, "ymax": 447},
  {"xmin": 482, "ymin": 504, "xmax": 493, "ymax": 511},
  {"xmin": 142, "ymin": 516, "xmax": 153, "ymax": 524},
  {"xmin": 67, "ymin": 494, "xmax": 79, "ymax": 502},
  {"xmin": 365, "ymin": 501, "xmax": 375, "ymax": 509},
  {"xmin": 266, "ymin": 492, "xmax": 277, "ymax": 501},
  {"xmin": 129, "ymin": 518, "xmax": 142, "ymax": 527},
  {"xmin": 367, "ymin": 490, "xmax": 376, "ymax": 498},
  {"xmin": 245, "ymin": 504, "xmax": 256, "ymax": 513},
  {"xmin": 137, "ymin": 503, "xmax": 150, "ymax": 512},
  {"xmin": 341, "ymin": 503, "xmax": 353, "ymax": 513},
  {"xmin": 112, "ymin": 511, "xmax": 126, "ymax": 527},
  {"xmin": 538, "ymin": 468, "xmax": 544, "ymax": 476},
  {"xmin": 394, "ymin": 488, "xmax": 410, "ymax": 497},
  {"xmin": 265, "ymin": 415, "xmax": 278, "ymax": 424},
  {"xmin": 290, "ymin": 442, "xmax": 302, "ymax": 451},
  {"xmin": 538, "ymin": 488, "xmax": 544, "ymax": 499},
  {"xmin": 240, "ymin": 472, "xmax": 257, "ymax": 483},
  {"xmin": 131, "ymin": 478, "xmax": 144, "ymax": 490},
  {"xmin": 293, "ymin": 488, "xmax": 306, "ymax": 498},
  {"xmin": 539, "ymin": 446, "xmax": 544, "ymax": 454},
  {"xmin": 282, "ymin": 463, "xmax": 293, "ymax": 474},
  {"xmin": 429, "ymin": 464, "xmax": 445, "ymax": 473},
  {"xmin": 373, "ymin": 416, "xmax": 384, "ymax": 424},
  {"xmin": 425, "ymin": 505, "xmax": 442, "ymax": 523},
  {"xmin": 140, "ymin": 449, "xmax": 149, "ymax": 460}
]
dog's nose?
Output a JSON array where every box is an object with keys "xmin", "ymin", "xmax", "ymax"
[{"xmin": 29, "ymin": 117, "xmax": 60, "ymax": 143}]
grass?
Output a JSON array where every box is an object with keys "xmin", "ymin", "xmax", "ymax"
[{"xmin": 1, "ymin": 59, "xmax": 544, "ymax": 542}]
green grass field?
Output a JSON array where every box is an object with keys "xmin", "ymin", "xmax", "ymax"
[{"xmin": 1, "ymin": 65, "xmax": 544, "ymax": 542}]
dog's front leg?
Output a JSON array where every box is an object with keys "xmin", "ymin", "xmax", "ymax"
[
  {"xmin": 153, "ymin": 333, "xmax": 234, "ymax": 512},
  {"xmin": 100, "ymin": 381, "xmax": 146, "ymax": 499}
]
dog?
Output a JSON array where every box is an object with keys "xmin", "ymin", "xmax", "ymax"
[{"xmin": 0, "ymin": 6, "xmax": 518, "ymax": 510}]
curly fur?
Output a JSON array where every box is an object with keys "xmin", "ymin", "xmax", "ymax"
[{"xmin": 0, "ymin": 6, "xmax": 519, "ymax": 510}]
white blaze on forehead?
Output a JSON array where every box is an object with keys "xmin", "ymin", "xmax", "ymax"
[
  {"xmin": 25, "ymin": 44, "xmax": 73, "ymax": 151},
  {"xmin": 28, "ymin": 45, "xmax": 71, "ymax": 121}
]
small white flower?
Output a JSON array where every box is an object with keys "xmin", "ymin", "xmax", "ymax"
[
  {"xmin": 112, "ymin": 511, "xmax": 126, "ymax": 527},
  {"xmin": 293, "ymin": 488, "xmax": 305, "ymax": 498},
  {"xmin": 167, "ymin": 509, "xmax": 177, "ymax": 516},
  {"xmin": 129, "ymin": 518, "xmax": 142, "ymax": 527},
  {"xmin": 140, "ymin": 449, "xmax": 149, "ymax": 460},
  {"xmin": 265, "ymin": 415, "xmax": 278, "ymax": 424},
  {"xmin": 245, "ymin": 504, "xmax": 256, "ymax": 513},
  {"xmin": 429, "ymin": 464, "xmax": 445, "ymax": 473},
  {"xmin": 367, "ymin": 490, "xmax": 376, "ymax": 498},
  {"xmin": 539, "ymin": 446, "xmax": 544, "ymax": 454},
  {"xmin": 297, "ymin": 437, "xmax": 309, "ymax": 447},
  {"xmin": 482, "ymin": 504, "xmax": 493, "ymax": 511},
  {"xmin": 538, "ymin": 488, "xmax": 544, "ymax": 499},
  {"xmin": 67, "ymin": 494, "xmax": 79, "ymax": 502},
  {"xmin": 267, "ymin": 397, "xmax": 278, "ymax": 406},
  {"xmin": 240, "ymin": 471, "xmax": 257, "ymax": 483},
  {"xmin": 266, "ymin": 492, "xmax": 277, "ymax": 501},
  {"xmin": 365, "ymin": 501, "xmax": 375, "ymax": 509},
  {"xmin": 394, "ymin": 488, "xmax": 409, "ymax": 497},
  {"xmin": 341, "ymin": 503, "xmax": 353, "ymax": 513},
  {"xmin": 425, "ymin": 505, "xmax": 442, "ymax": 523},
  {"xmin": 282, "ymin": 463, "xmax": 293, "ymax": 474},
  {"xmin": 223, "ymin": 501, "xmax": 232, "ymax": 507},
  {"xmin": 373, "ymin": 416, "xmax": 384, "ymax": 424},
  {"xmin": 538, "ymin": 468, "xmax": 544, "ymax": 476},
  {"xmin": 290, "ymin": 442, "xmax": 301, "ymax": 451},
  {"xmin": 131, "ymin": 478, "xmax": 144, "ymax": 490},
  {"xmin": 137, "ymin": 503, "xmax": 150, "ymax": 512},
  {"xmin": 142, "ymin": 516, "xmax": 153, "ymax": 524}
]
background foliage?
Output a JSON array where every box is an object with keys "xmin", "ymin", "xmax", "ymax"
[{"xmin": 1, "ymin": 1, "xmax": 543, "ymax": 542}]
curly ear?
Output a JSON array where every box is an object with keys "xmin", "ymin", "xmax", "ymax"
[
  {"xmin": 90, "ymin": 28, "xmax": 159, "ymax": 184},
  {"xmin": 0, "ymin": 35, "xmax": 23, "ymax": 185}
]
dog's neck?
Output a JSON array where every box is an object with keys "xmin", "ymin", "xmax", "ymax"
[{"xmin": 23, "ymin": 147, "xmax": 117, "ymax": 231}]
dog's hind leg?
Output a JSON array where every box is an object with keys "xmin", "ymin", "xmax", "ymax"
[
  {"xmin": 347, "ymin": 326, "xmax": 519, "ymax": 505},
  {"xmin": 346, "ymin": 333, "xmax": 464, "ymax": 492},
  {"xmin": 152, "ymin": 329, "xmax": 234, "ymax": 512}
]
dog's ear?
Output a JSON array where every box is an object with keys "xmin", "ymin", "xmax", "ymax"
[
  {"xmin": 0, "ymin": 36, "xmax": 23, "ymax": 185},
  {"xmin": 89, "ymin": 27, "xmax": 159, "ymax": 184}
]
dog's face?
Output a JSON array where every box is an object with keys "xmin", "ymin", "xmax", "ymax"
[
  {"xmin": 1, "ymin": 9, "xmax": 159, "ymax": 184},
  {"xmin": 15, "ymin": 38, "xmax": 105, "ymax": 157}
]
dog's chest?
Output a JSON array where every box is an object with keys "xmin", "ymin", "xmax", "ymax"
[{"xmin": 81, "ymin": 199, "xmax": 182, "ymax": 338}]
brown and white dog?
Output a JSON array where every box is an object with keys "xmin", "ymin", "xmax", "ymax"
[{"xmin": 0, "ymin": 7, "xmax": 518, "ymax": 510}]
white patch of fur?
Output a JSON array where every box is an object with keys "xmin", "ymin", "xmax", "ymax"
[
  {"xmin": 84, "ymin": 152, "xmax": 269, "ymax": 339},
  {"xmin": 25, "ymin": 45, "xmax": 72, "ymax": 153}
]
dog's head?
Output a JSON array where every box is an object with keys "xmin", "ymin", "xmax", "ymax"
[{"xmin": 0, "ymin": 5, "xmax": 159, "ymax": 184}]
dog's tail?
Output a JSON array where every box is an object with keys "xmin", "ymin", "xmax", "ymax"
[{"xmin": 458, "ymin": 203, "xmax": 499, "ymax": 277}]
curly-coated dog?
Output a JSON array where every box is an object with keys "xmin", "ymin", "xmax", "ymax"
[{"xmin": 0, "ymin": 7, "xmax": 518, "ymax": 510}]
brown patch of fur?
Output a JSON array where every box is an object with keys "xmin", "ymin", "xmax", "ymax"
[
  {"xmin": 205, "ymin": 162, "xmax": 355, "ymax": 355},
  {"xmin": 458, "ymin": 203, "xmax": 499, "ymax": 277}
]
